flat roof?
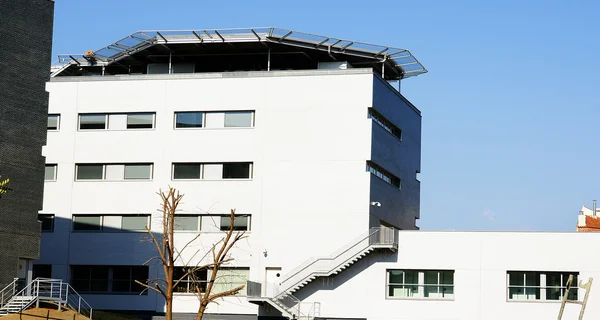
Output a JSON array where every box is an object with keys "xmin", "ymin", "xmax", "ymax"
[{"xmin": 53, "ymin": 27, "xmax": 427, "ymax": 80}]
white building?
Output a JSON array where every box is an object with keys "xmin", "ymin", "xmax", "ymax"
[{"xmin": 34, "ymin": 28, "xmax": 600, "ymax": 320}]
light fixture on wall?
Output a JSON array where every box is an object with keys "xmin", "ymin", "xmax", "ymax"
[
  {"xmin": 370, "ymin": 201, "xmax": 382, "ymax": 207},
  {"xmin": 263, "ymin": 249, "xmax": 268, "ymax": 257}
]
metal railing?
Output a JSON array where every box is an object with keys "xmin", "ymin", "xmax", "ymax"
[
  {"xmin": 0, "ymin": 279, "xmax": 19, "ymax": 309},
  {"xmin": 0, "ymin": 278, "xmax": 92, "ymax": 319},
  {"xmin": 279, "ymin": 226, "xmax": 397, "ymax": 293}
]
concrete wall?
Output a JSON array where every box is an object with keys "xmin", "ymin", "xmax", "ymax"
[
  {"xmin": 0, "ymin": 0, "xmax": 54, "ymax": 286},
  {"xmin": 39, "ymin": 69, "xmax": 406, "ymax": 313},
  {"xmin": 301, "ymin": 231, "xmax": 600, "ymax": 320}
]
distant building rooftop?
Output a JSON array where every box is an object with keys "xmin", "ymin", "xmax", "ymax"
[{"xmin": 52, "ymin": 27, "xmax": 427, "ymax": 80}]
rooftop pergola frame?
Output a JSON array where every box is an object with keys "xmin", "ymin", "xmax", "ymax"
[{"xmin": 53, "ymin": 27, "xmax": 427, "ymax": 80}]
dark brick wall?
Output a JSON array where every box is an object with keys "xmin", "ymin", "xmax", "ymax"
[{"xmin": 0, "ymin": 0, "xmax": 54, "ymax": 287}]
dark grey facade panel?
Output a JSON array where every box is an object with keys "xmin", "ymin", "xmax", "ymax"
[
  {"xmin": 0, "ymin": 0, "xmax": 54, "ymax": 286},
  {"xmin": 369, "ymin": 76, "xmax": 422, "ymax": 229}
]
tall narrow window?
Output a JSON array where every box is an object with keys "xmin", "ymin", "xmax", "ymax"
[
  {"xmin": 224, "ymin": 111, "xmax": 253, "ymax": 128},
  {"xmin": 79, "ymin": 114, "xmax": 107, "ymax": 130},
  {"xmin": 45, "ymin": 164, "xmax": 57, "ymax": 181},
  {"xmin": 127, "ymin": 113, "xmax": 154, "ymax": 129},
  {"xmin": 175, "ymin": 112, "xmax": 204, "ymax": 128},
  {"xmin": 47, "ymin": 114, "xmax": 60, "ymax": 130}
]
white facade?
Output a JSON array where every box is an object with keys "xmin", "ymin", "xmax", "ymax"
[{"xmin": 38, "ymin": 68, "xmax": 422, "ymax": 317}]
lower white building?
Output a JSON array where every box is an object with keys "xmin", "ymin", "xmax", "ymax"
[{"xmin": 29, "ymin": 28, "xmax": 600, "ymax": 320}]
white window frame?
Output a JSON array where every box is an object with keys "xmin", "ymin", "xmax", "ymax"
[
  {"xmin": 174, "ymin": 111, "xmax": 205, "ymax": 129},
  {"xmin": 75, "ymin": 164, "xmax": 106, "ymax": 181},
  {"xmin": 386, "ymin": 269, "xmax": 455, "ymax": 300},
  {"xmin": 72, "ymin": 214, "xmax": 150, "ymax": 233},
  {"xmin": 171, "ymin": 162, "xmax": 254, "ymax": 181},
  {"xmin": 173, "ymin": 111, "xmax": 255, "ymax": 129},
  {"xmin": 47, "ymin": 114, "xmax": 60, "ymax": 131},
  {"xmin": 79, "ymin": 113, "xmax": 108, "ymax": 130},
  {"xmin": 126, "ymin": 113, "xmax": 156, "ymax": 130},
  {"xmin": 173, "ymin": 215, "xmax": 202, "ymax": 232},
  {"xmin": 75, "ymin": 163, "xmax": 153, "ymax": 181},
  {"xmin": 507, "ymin": 271, "xmax": 579, "ymax": 302},
  {"xmin": 45, "ymin": 164, "xmax": 58, "ymax": 181}
]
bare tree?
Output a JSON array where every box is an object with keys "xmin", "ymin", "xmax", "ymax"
[{"xmin": 136, "ymin": 187, "xmax": 247, "ymax": 320}]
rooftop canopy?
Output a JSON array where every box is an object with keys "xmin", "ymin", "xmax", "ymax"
[{"xmin": 53, "ymin": 27, "xmax": 427, "ymax": 80}]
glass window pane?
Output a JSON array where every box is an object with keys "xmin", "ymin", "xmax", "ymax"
[
  {"xmin": 388, "ymin": 285, "xmax": 418, "ymax": 297},
  {"xmin": 174, "ymin": 216, "xmax": 199, "ymax": 231},
  {"xmin": 220, "ymin": 215, "xmax": 249, "ymax": 231},
  {"xmin": 213, "ymin": 268, "xmax": 249, "ymax": 295},
  {"xmin": 173, "ymin": 163, "xmax": 201, "ymax": 179},
  {"xmin": 127, "ymin": 113, "xmax": 154, "ymax": 129},
  {"xmin": 176, "ymin": 112, "xmax": 203, "ymax": 128},
  {"xmin": 38, "ymin": 214, "xmax": 54, "ymax": 232},
  {"xmin": 77, "ymin": 165, "xmax": 104, "ymax": 180},
  {"xmin": 73, "ymin": 216, "xmax": 102, "ymax": 231},
  {"xmin": 124, "ymin": 164, "xmax": 152, "ymax": 179},
  {"xmin": 388, "ymin": 270, "xmax": 404, "ymax": 284},
  {"xmin": 122, "ymin": 216, "xmax": 149, "ymax": 231},
  {"xmin": 224, "ymin": 111, "xmax": 253, "ymax": 128},
  {"xmin": 79, "ymin": 114, "xmax": 107, "ymax": 130},
  {"xmin": 45, "ymin": 165, "xmax": 57, "ymax": 181},
  {"xmin": 440, "ymin": 271, "xmax": 454, "ymax": 285},
  {"xmin": 508, "ymin": 271, "xmax": 525, "ymax": 286},
  {"xmin": 424, "ymin": 271, "xmax": 439, "ymax": 285},
  {"xmin": 48, "ymin": 115, "xmax": 59, "ymax": 130},
  {"xmin": 222, "ymin": 163, "xmax": 251, "ymax": 179},
  {"xmin": 404, "ymin": 270, "xmax": 418, "ymax": 285}
]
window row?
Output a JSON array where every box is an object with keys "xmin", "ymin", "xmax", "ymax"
[
  {"xmin": 386, "ymin": 269, "xmax": 580, "ymax": 302},
  {"xmin": 368, "ymin": 108, "xmax": 402, "ymax": 140},
  {"xmin": 39, "ymin": 214, "xmax": 251, "ymax": 233},
  {"xmin": 367, "ymin": 161, "xmax": 401, "ymax": 189},
  {"xmin": 45, "ymin": 162, "xmax": 254, "ymax": 181},
  {"xmin": 47, "ymin": 111, "xmax": 255, "ymax": 131},
  {"xmin": 71, "ymin": 265, "xmax": 148, "ymax": 294}
]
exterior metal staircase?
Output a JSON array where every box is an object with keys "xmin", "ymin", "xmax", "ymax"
[
  {"xmin": 248, "ymin": 226, "xmax": 398, "ymax": 319},
  {"xmin": 0, "ymin": 278, "xmax": 93, "ymax": 318}
]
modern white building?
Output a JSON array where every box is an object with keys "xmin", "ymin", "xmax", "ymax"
[{"xmin": 31, "ymin": 28, "xmax": 600, "ymax": 320}]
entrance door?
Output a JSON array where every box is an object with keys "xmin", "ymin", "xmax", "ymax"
[
  {"xmin": 264, "ymin": 267, "xmax": 282, "ymax": 297},
  {"xmin": 17, "ymin": 259, "xmax": 31, "ymax": 290}
]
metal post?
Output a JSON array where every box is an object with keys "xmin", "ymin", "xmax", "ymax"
[
  {"xmin": 267, "ymin": 49, "xmax": 271, "ymax": 71},
  {"xmin": 78, "ymin": 296, "xmax": 81, "ymax": 313},
  {"xmin": 168, "ymin": 51, "xmax": 172, "ymax": 74},
  {"xmin": 101, "ymin": 66, "xmax": 105, "ymax": 76}
]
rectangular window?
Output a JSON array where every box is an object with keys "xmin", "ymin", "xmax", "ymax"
[
  {"xmin": 127, "ymin": 113, "xmax": 154, "ymax": 129},
  {"xmin": 174, "ymin": 215, "xmax": 200, "ymax": 231},
  {"xmin": 507, "ymin": 271, "xmax": 578, "ymax": 301},
  {"xmin": 33, "ymin": 264, "xmax": 52, "ymax": 279},
  {"xmin": 79, "ymin": 114, "xmax": 107, "ymax": 130},
  {"xmin": 45, "ymin": 164, "xmax": 57, "ymax": 181},
  {"xmin": 175, "ymin": 112, "xmax": 204, "ymax": 128},
  {"xmin": 73, "ymin": 215, "xmax": 102, "ymax": 231},
  {"xmin": 212, "ymin": 268, "xmax": 249, "ymax": 296},
  {"xmin": 173, "ymin": 267, "xmax": 208, "ymax": 293},
  {"xmin": 38, "ymin": 214, "xmax": 55, "ymax": 232},
  {"xmin": 76, "ymin": 164, "xmax": 104, "ymax": 180},
  {"xmin": 224, "ymin": 111, "xmax": 253, "ymax": 128},
  {"xmin": 47, "ymin": 114, "xmax": 60, "ymax": 130},
  {"xmin": 173, "ymin": 163, "xmax": 202, "ymax": 179},
  {"xmin": 387, "ymin": 270, "xmax": 454, "ymax": 300},
  {"xmin": 220, "ymin": 215, "xmax": 250, "ymax": 231},
  {"xmin": 71, "ymin": 265, "xmax": 148, "ymax": 294},
  {"xmin": 367, "ymin": 161, "xmax": 400, "ymax": 189},
  {"xmin": 124, "ymin": 164, "xmax": 153, "ymax": 180},
  {"xmin": 121, "ymin": 215, "xmax": 150, "ymax": 231},
  {"xmin": 222, "ymin": 162, "xmax": 252, "ymax": 179},
  {"xmin": 368, "ymin": 108, "xmax": 402, "ymax": 140}
]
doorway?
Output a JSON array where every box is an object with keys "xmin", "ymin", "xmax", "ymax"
[{"xmin": 264, "ymin": 267, "xmax": 282, "ymax": 297}]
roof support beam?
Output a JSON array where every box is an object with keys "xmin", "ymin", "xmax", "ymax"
[
  {"xmin": 156, "ymin": 32, "xmax": 168, "ymax": 43},
  {"xmin": 278, "ymin": 31, "xmax": 293, "ymax": 43}
]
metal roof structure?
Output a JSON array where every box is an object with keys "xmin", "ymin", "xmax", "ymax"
[{"xmin": 53, "ymin": 27, "xmax": 427, "ymax": 80}]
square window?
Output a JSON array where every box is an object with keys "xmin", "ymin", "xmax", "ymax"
[
  {"xmin": 174, "ymin": 215, "xmax": 200, "ymax": 231},
  {"xmin": 45, "ymin": 164, "xmax": 57, "ymax": 181},
  {"xmin": 121, "ymin": 215, "xmax": 149, "ymax": 231},
  {"xmin": 127, "ymin": 113, "xmax": 154, "ymax": 129},
  {"xmin": 48, "ymin": 114, "xmax": 60, "ymax": 130},
  {"xmin": 73, "ymin": 215, "xmax": 102, "ymax": 231},
  {"xmin": 220, "ymin": 215, "xmax": 249, "ymax": 231},
  {"xmin": 222, "ymin": 162, "xmax": 252, "ymax": 179},
  {"xmin": 76, "ymin": 164, "xmax": 104, "ymax": 180},
  {"xmin": 173, "ymin": 163, "xmax": 201, "ymax": 179},
  {"xmin": 124, "ymin": 164, "xmax": 153, "ymax": 180},
  {"xmin": 38, "ymin": 214, "xmax": 55, "ymax": 232},
  {"xmin": 224, "ymin": 111, "xmax": 253, "ymax": 128},
  {"xmin": 79, "ymin": 114, "xmax": 107, "ymax": 130},
  {"xmin": 175, "ymin": 112, "xmax": 204, "ymax": 128}
]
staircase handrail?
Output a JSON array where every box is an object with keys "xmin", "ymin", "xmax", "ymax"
[
  {"xmin": 0, "ymin": 278, "xmax": 19, "ymax": 309},
  {"xmin": 279, "ymin": 226, "xmax": 396, "ymax": 292}
]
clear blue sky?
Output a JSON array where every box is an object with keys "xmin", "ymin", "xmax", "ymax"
[{"xmin": 51, "ymin": 0, "xmax": 600, "ymax": 231}]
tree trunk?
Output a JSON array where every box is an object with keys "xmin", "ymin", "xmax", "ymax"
[
  {"xmin": 166, "ymin": 298, "xmax": 173, "ymax": 320},
  {"xmin": 196, "ymin": 301, "xmax": 208, "ymax": 320}
]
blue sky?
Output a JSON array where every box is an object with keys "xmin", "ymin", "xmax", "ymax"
[{"xmin": 51, "ymin": 0, "xmax": 600, "ymax": 231}]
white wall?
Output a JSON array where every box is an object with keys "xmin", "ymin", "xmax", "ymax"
[
  {"xmin": 299, "ymin": 231, "xmax": 600, "ymax": 320},
  {"xmin": 40, "ymin": 69, "xmax": 376, "ymax": 313}
]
